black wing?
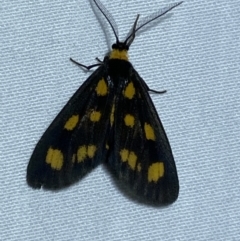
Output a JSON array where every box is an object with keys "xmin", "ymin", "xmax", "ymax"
[
  {"xmin": 27, "ymin": 65, "xmax": 114, "ymax": 189},
  {"xmin": 107, "ymin": 68, "xmax": 179, "ymax": 204}
]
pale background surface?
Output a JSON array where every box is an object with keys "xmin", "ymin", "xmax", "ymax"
[{"xmin": 1, "ymin": 0, "xmax": 240, "ymax": 240}]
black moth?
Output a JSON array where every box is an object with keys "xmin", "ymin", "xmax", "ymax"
[{"xmin": 27, "ymin": 0, "xmax": 182, "ymax": 204}]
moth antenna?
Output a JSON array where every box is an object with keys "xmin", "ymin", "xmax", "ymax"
[
  {"xmin": 93, "ymin": 0, "xmax": 119, "ymax": 43},
  {"xmin": 125, "ymin": 1, "xmax": 183, "ymax": 47}
]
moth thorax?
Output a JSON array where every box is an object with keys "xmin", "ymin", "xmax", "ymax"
[{"xmin": 109, "ymin": 49, "xmax": 129, "ymax": 61}]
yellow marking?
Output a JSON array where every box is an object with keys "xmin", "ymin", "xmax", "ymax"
[
  {"xmin": 109, "ymin": 49, "xmax": 128, "ymax": 61},
  {"xmin": 128, "ymin": 152, "xmax": 137, "ymax": 170},
  {"xmin": 120, "ymin": 149, "xmax": 128, "ymax": 162},
  {"xmin": 124, "ymin": 114, "xmax": 135, "ymax": 127},
  {"xmin": 124, "ymin": 82, "xmax": 135, "ymax": 99},
  {"xmin": 90, "ymin": 111, "xmax": 101, "ymax": 122},
  {"xmin": 64, "ymin": 115, "xmax": 79, "ymax": 130},
  {"xmin": 106, "ymin": 144, "xmax": 109, "ymax": 150},
  {"xmin": 87, "ymin": 145, "xmax": 97, "ymax": 158},
  {"xmin": 77, "ymin": 145, "xmax": 97, "ymax": 163},
  {"xmin": 77, "ymin": 145, "xmax": 87, "ymax": 162},
  {"xmin": 119, "ymin": 149, "xmax": 137, "ymax": 170},
  {"xmin": 46, "ymin": 147, "xmax": 63, "ymax": 170},
  {"xmin": 72, "ymin": 154, "xmax": 76, "ymax": 163},
  {"xmin": 110, "ymin": 104, "xmax": 115, "ymax": 126},
  {"xmin": 148, "ymin": 162, "xmax": 164, "ymax": 182},
  {"xmin": 137, "ymin": 163, "xmax": 142, "ymax": 172},
  {"xmin": 95, "ymin": 78, "xmax": 108, "ymax": 96},
  {"xmin": 144, "ymin": 123, "xmax": 156, "ymax": 141}
]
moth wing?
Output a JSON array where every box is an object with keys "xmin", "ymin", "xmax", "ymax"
[
  {"xmin": 27, "ymin": 66, "xmax": 113, "ymax": 189},
  {"xmin": 108, "ymin": 70, "xmax": 179, "ymax": 204}
]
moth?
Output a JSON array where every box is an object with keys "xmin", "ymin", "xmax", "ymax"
[{"xmin": 27, "ymin": 0, "xmax": 182, "ymax": 204}]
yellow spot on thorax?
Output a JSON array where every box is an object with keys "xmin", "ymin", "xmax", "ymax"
[
  {"xmin": 110, "ymin": 104, "xmax": 115, "ymax": 126},
  {"xmin": 124, "ymin": 114, "xmax": 135, "ymax": 127},
  {"xmin": 46, "ymin": 147, "xmax": 63, "ymax": 170},
  {"xmin": 144, "ymin": 123, "xmax": 156, "ymax": 141},
  {"xmin": 120, "ymin": 149, "xmax": 137, "ymax": 170},
  {"xmin": 77, "ymin": 145, "xmax": 97, "ymax": 162},
  {"xmin": 148, "ymin": 162, "xmax": 164, "ymax": 182},
  {"xmin": 95, "ymin": 78, "xmax": 108, "ymax": 96},
  {"xmin": 109, "ymin": 49, "xmax": 128, "ymax": 61},
  {"xmin": 64, "ymin": 115, "xmax": 79, "ymax": 130},
  {"xmin": 124, "ymin": 82, "xmax": 135, "ymax": 99},
  {"xmin": 90, "ymin": 110, "xmax": 101, "ymax": 122}
]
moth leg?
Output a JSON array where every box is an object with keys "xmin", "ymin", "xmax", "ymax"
[{"xmin": 70, "ymin": 58, "xmax": 102, "ymax": 70}]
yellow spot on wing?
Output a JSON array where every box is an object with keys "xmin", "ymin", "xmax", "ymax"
[
  {"xmin": 120, "ymin": 149, "xmax": 137, "ymax": 170},
  {"xmin": 72, "ymin": 154, "xmax": 76, "ymax": 163},
  {"xmin": 120, "ymin": 149, "xmax": 128, "ymax": 162},
  {"xmin": 77, "ymin": 146, "xmax": 87, "ymax": 162},
  {"xmin": 110, "ymin": 104, "xmax": 115, "ymax": 126},
  {"xmin": 46, "ymin": 147, "xmax": 63, "ymax": 170},
  {"xmin": 144, "ymin": 123, "xmax": 156, "ymax": 140},
  {"xmin": 87, "ymin": 145, "xmax": 97, "ymax": 158},
  {"xmin": 109, "ymin": 49, "xmax": 128, "ymax": 61},
  {"xmin": 95, "ymin": 78, "xmax": 108, "ymax": 96},
  {"xmin": 124, "ymin": 82, "xmax": 135, "ymax": 99},
  {"xmin": 124, "ymin": 114, "xmax": 135, "ymax": 127},
  {"xmin": 90, "ymin": 111, "xmax": 101, "ymax": 122},
  {"xmin": 64, "ymin": 115, "xmax": 79, "ymax": 130},
  {"xmin": 128, "ymin": 152, "xmax": 137, "ymax": 170},
  {"xmin": 148, "ymin": 162, "xmax": 164, "ymax": 182},
  {"xmin": 77, "ymin": 145, "xmax": 97, "ymax": 163},
  {"xmin": 137, "ymin": 163, "xmax": 142, "ymax": 172}
]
